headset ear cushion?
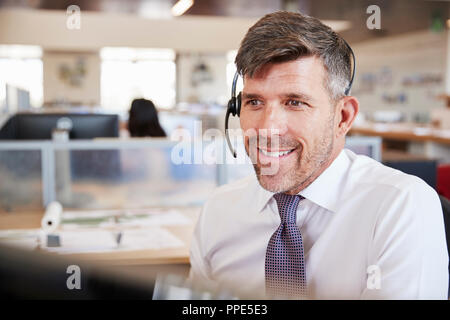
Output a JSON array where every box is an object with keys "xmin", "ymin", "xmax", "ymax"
[
  {"xmin": 236, "ymin": 92, "xmax": 242, "ymax": 117},
  {"xmin": 227, "ymin": 97, "xmax": 236, "ymax": 116}
]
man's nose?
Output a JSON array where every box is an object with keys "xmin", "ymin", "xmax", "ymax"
[{"xmin": 259, "ymin": 104, "xmax": 288, "ymax": 135}]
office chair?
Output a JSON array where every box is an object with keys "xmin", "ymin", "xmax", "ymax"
[
  {"xmin": 439, "ymin": 195, "xmax": 450, "ymax": 298},
  {"xmin": 438, "ymin": 165, "xmax": 450, "ymax": 199}
]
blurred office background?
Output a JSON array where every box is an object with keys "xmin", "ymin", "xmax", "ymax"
[
  {"xmin": 0, "ymin": 0, "xmax": 450, "ymax": 210},
  {"xmin": 1, "ymin": 0, "xmax": 450, "ymax": 299}
]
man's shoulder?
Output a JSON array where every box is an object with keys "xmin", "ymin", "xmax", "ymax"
[
  {"xmin": 201, "ymin": 174, "xmax": 260, "ymax": 214},
  {"xmin": 208, "ymin": 174, "xmax": 257, "ymax": 201},
  {"xmin": 345, "ymin": 149, "xmax": 436, "ymax": 196}
]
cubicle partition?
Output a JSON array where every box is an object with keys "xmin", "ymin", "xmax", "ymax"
[
  {"xmin": 0, "ymin": 143, "xmax": 44, "ymax": 211},
  {"xmin": 0, "ymin": 136, "xmax": 382, "ymax": 211},
  {"xmin": 0, "ymin": 139, "xmax": 219, "ymax": 211}
]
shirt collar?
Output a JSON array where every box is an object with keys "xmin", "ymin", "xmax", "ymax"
[
  {"xmin": 254, "ymin": 149, "xmax": 351, "ymax": 214},
  {"xmin": 298, "ymin": 149, "xmax": 350, "ymax": 213},
  {"xmin": 255, "ymin": 180, "xmax": 275, "ymax": 213}
]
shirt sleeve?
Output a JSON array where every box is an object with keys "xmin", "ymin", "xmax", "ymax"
[
  {"xmin": 187, "ymin": 202, "xmax": 218, "ymax": 292},
  {"xmin": 361, "ymin": 179, "xmax": 449, "ymax": 299}
]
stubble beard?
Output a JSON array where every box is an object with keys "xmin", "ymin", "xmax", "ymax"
[{"xmin": 250, "ymin": 118, "xmax": 335, "ymax": 194}]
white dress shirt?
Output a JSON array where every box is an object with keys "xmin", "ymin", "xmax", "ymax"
[{"xmin": 189, "ymin": 148, "xmax": 449, "ymax": 299}]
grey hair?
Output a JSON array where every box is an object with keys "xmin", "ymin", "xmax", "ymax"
[{"xmin": 235, "ymin": 11, "xmax": 352, "ymax": 102}]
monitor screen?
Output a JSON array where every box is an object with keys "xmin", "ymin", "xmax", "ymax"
[
  {"xmin": 0, "ymin": 113, "xmax": 122, "ymax": 185},
  {"xmin": 0, "ymin": 244, "xmax": 156, "ymax": 299},
  {"xmin": 0, "ymin": 113, "xmax": 119, "ymax": 140}
]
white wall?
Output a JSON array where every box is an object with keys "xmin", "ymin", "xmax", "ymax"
[
  {"xmin": 177, "ymin": 53, "xmax": 229, "ymax": 105},
  {"xmin": 0, "ymin": 8, "xmax": 351, "ymax": 108},
  {"xmin": 42, "ymin": 51, "xmax": 100, "ymax": 106},
  {"xmin": 0, "ymin": 9, "xmax": 252, "ymax": 107},
  {"xmin": 352, "ymin": 30, "xmax": 447, "ymax": 120},
  {"xmin": 0, "ymin": 8, "xmax": 349, "ymax": 52},
  {"xmin": 0, "ymin": 8, "xmax": 257, "ymax": 52}
]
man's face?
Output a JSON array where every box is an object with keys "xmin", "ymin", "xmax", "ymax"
[{"xmin": 239, "ymin": 56, "xmax": 339, "ymax": 194}]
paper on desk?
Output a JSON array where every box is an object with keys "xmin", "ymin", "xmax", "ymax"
[
  {"xmin": 0, "ymin": 229, "xmax": 42, "ymax": 250},
  {"xmin": 413, "ymin": 127, "xmax": 431, "ymax": 135},
  {"xmin": 62, "ymin": 209, "xmax": 191, "ymax": 229},
  {"xmin": 115, "ymin": 210, "xmax": 191, "ymax": 227},
  {"xmin": 435, "ymin": 129, "xmax": 450, "ymax": 138},
  {"xmin": 45, "ymin": 227, "xmax": 184, "ymax": 254},
  {"xmin": 62, "ymin": 208, "xmax": 189, "ymax": 219},
  {"xmin": 62, "ymin": 209, "xmax": 123, "ymax": 220}
]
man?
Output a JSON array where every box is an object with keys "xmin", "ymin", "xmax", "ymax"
[{"xmin": 189, "ymin": 11, "xmax": 448, "ymax": 299}]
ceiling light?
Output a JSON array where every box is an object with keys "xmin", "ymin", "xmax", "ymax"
[{"xmin": 171, "ymin": 0, "xmax": 194, "ymax": 17}]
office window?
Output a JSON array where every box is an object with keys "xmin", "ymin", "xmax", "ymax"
[
  {"xmin": 100, "ymin": 47, "xmax": 176, "ymax": 111},
  {"xmin": 0, "ymin": 45, "xmax": 43, "ymax": 110}
]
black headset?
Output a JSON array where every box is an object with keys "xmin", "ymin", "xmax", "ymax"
[{"xmin": 225, "ymin": 40, "xmax": 356, "ymax": 158}]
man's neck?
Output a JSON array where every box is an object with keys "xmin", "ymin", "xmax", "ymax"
[{"xmin": 284, "ymin": 146, "xmax": 343, "ymax": 195}]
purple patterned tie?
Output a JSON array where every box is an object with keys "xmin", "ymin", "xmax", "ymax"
[{"xmin": 265, "ymin": 193, "xmax": 307, "ymax": 298}]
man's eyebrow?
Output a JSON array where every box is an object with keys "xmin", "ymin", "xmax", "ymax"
[
  {"xmin": 242, "ymin": 92, "xmax": 315, "ymax": 102},
  {"xmin": 242, "ymin": 93, "xmax": 263, "ymax": 100},
  {"xmin": 281, "ymin": 92, "xmax": 314, "ymax": 102}
]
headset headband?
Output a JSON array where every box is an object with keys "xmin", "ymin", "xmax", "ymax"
[{"xmin": 344, "ymin": 41, "xmax": 356, "ymax": 96}]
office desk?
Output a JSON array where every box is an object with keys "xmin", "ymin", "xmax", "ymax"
[
  {"xmin": 0, "ymin": 207, "xmax": 200, "ymax": 267},
  {"xmin": 0, "ymin": 211, "xmax": 43, "ymax": 229},
  {"xmin": 351, "ymin": 123, "xmax": 450, "ymax": 145},
  {"xmin": 350, "ymin": 123, "xmax": 450, "ymax": 161}
]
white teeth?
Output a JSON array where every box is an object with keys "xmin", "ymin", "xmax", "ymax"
[{"xmin": 259, "ymin": 149, "xmax": 293, "ymax": 157}]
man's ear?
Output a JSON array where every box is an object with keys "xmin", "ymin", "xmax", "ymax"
[{"xmin": 335, "ymin": 96, "xmax": 359, "ymax": 137}]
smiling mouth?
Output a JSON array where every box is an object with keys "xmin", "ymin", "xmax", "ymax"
[{"xmin": 257, "ymin": 148, "xmax": 296, "ymax": 158}]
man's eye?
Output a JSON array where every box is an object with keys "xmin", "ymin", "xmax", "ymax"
[
  {"xmin": 287, "ymin": 100, "xmax": 305, "ymax": 107},
  {"xmin": 246, "ymin": 100, "xmax": 261, "ymax": 106}
]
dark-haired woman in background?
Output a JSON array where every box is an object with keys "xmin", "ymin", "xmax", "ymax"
[
  {"xmin": 127, "ymin": 98, "xmax": 166, "ymax": 137},
  {"xmin": 123, "ymin": 98, "xmax": 169, "ymax": 186}
]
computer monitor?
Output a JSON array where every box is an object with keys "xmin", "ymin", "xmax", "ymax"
[
  {"xmin": 345, "ymin": 136, "xmax": 382, "ymax": 162},
  {"xmin": 0, "ymin": 113, "xmax": 122, "ymax": 196},
  {"xmin": 0, "ymin": 244, "xmax": 156, "ymax": 299},
  {"xmin": 0, "ymin": 113, "xmax": 119, "ymax": 140}
]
